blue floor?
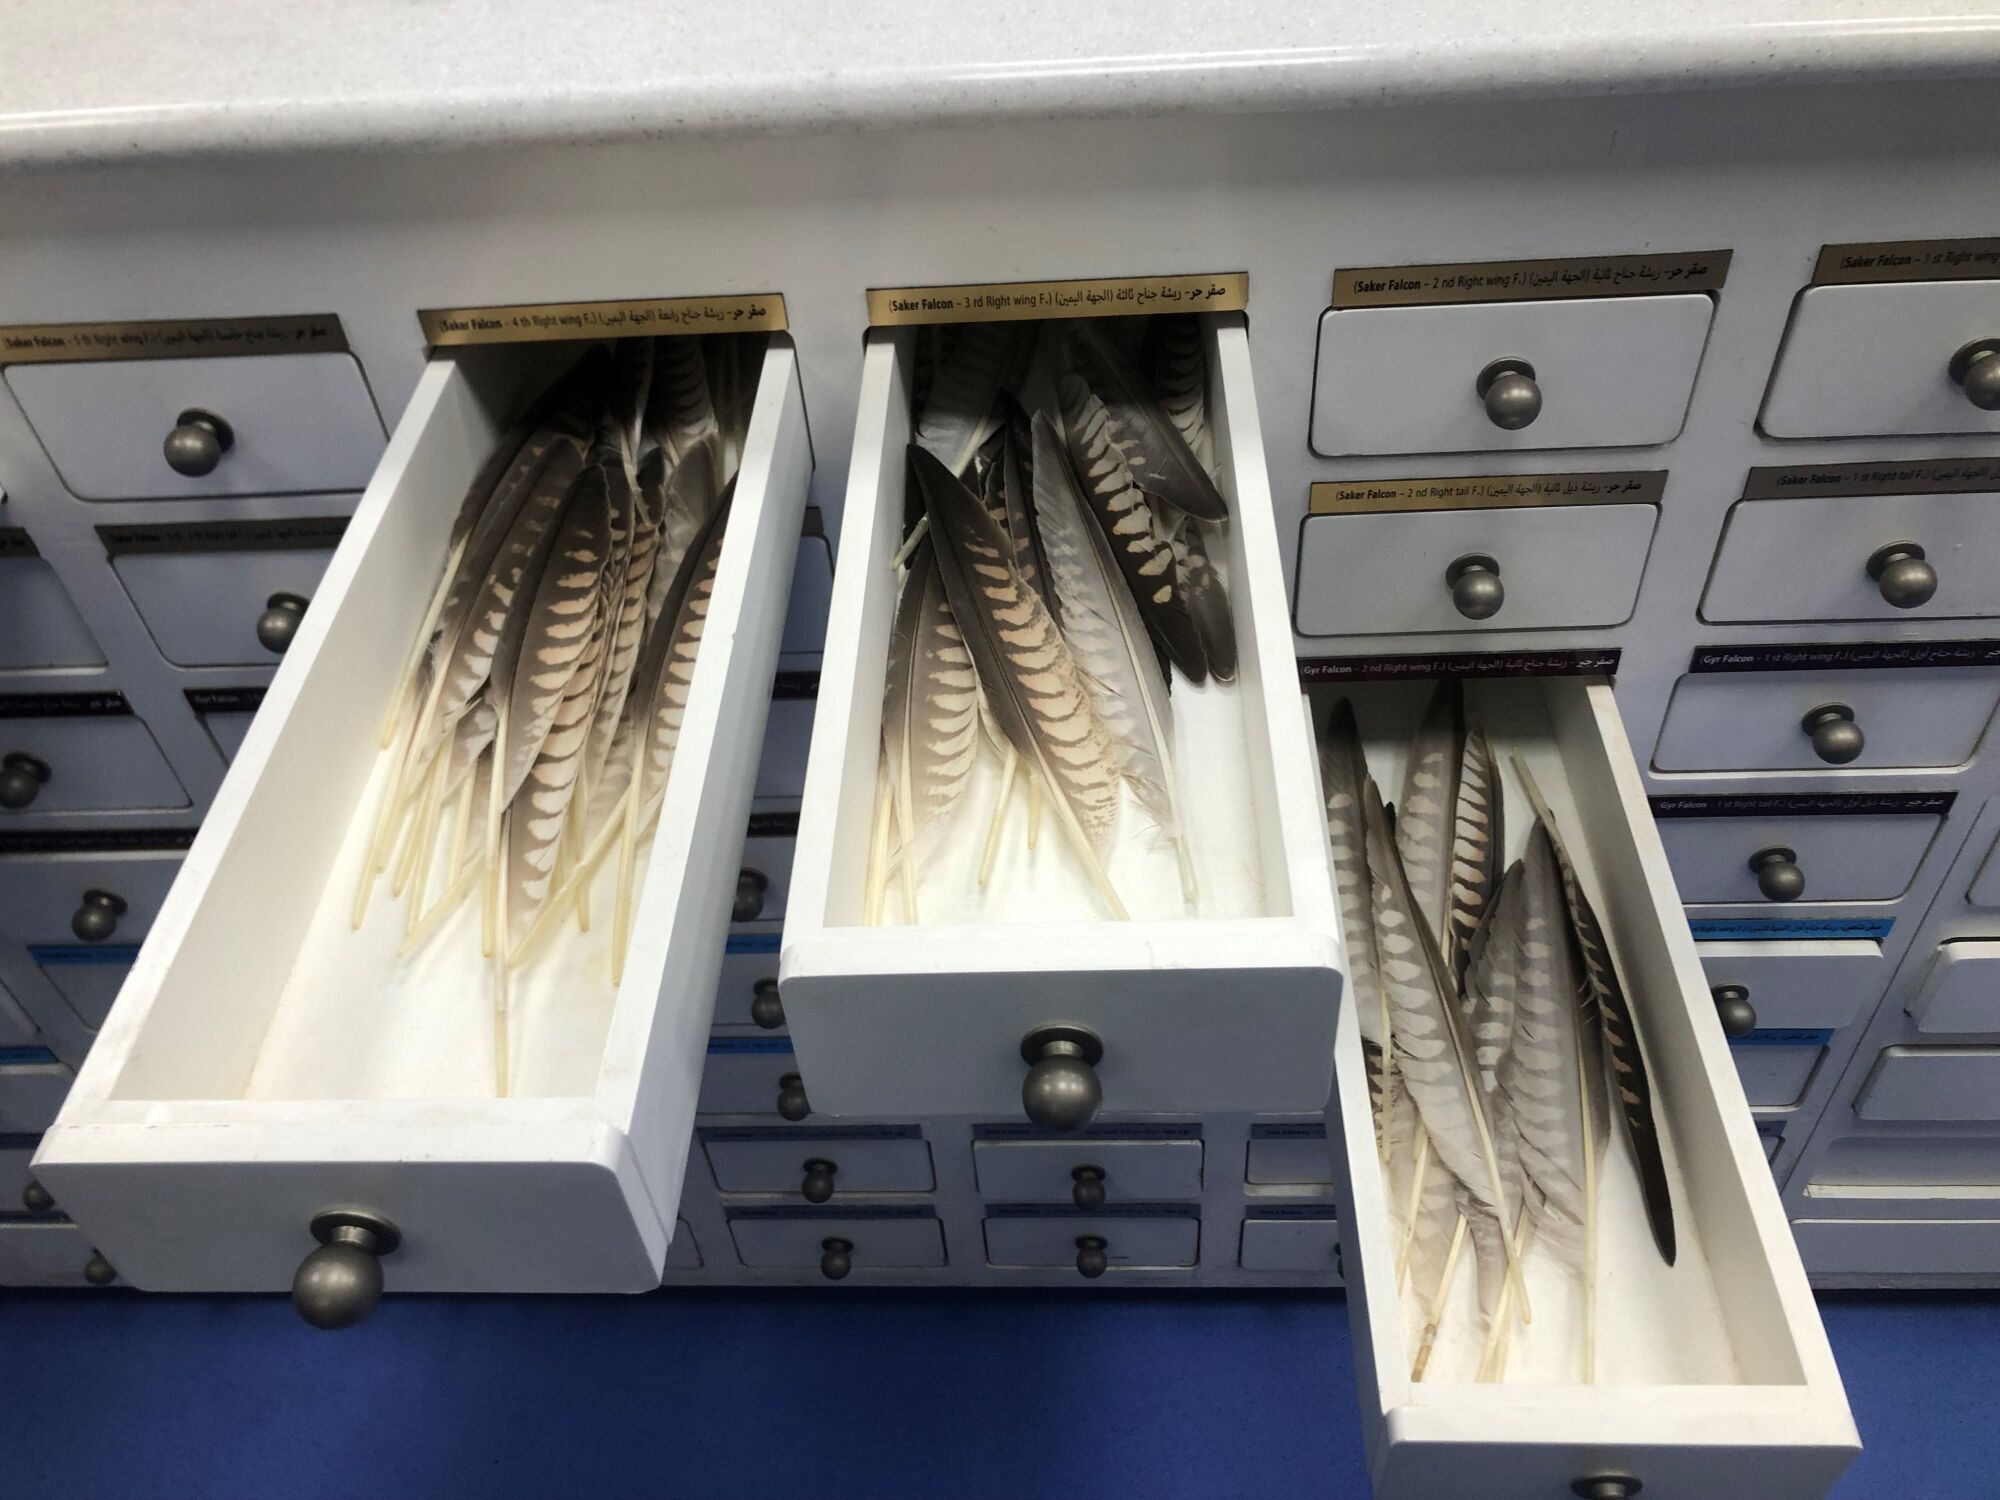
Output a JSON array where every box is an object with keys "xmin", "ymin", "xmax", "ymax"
[{"xmin": 1, "ymin": 1288, "xmax": 1994, "ymax": 1497}]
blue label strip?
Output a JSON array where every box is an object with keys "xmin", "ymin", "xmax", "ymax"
[
  {"xmin": 1731, "ymin": 1029, "xmax": 1835, "ymax": 1048},
  {"xmin": 700, "ymin": 1124, "xmax": 921, "ymax": 1144},
  {"xmin": 1687, "ymin": 917, "xmax": 1893, "ymax": 941},
  {"xmin": 1249, "ymin": 1123, "xmax": 1327, "ymax": 1141},
  {"xmin": 0, "ymin": 1046, "xmax": 59, "ymax": 1066},
  {"xmin": 726, "ymin": 1204, "xmax": 936, "ymax": 1222},
  {"xmin": 972, "ymin": 1122, "xmax": 1202, "ymax": 1142},
  {"xmin": 724, "ymin": 932, "xmax": 781, "ymax": 955},
  {"xmin": 985, "ymin": 1202, "xmax": 1202, "ymax": 1220},
  {"xmin": 706, "ymin": 1036, "xmax": 795, "ymax": 1056},
  {"xmin": 1246, "ymin": 1205, "xmax": 1341, "ymax": 1223},
  {"xmin": 29, "ymin": 944, "xmax": 141, "ymax": 966}
]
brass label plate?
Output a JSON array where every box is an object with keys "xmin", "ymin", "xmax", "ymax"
[
  {"xmin": 0, "ymin": 315, "xmax": 347, "ymax": 365},
  {"xmin": 866, "ymin": 273, "xmax": 1247, "ymax": 327},
  {"xmin": 419, "ymin": 294, "xmax": 787, "ymax": 347},
  {"xmin": 1812, "ymin": 239, "xmax": 2000, "ymax": 286},
  {"xmin": 1309, "ymin": 471, "xmax": 1666, "ymax": 515},
  {"xmin": 1742, "ymin": 458, "xmax": 2000, "ymax": 500},
  {"xmin": 1332, "ymin": 252, "xmax": 1729, "ymax": 308}
]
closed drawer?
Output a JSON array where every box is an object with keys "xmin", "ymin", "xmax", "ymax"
[
  {"xmin": 1730, "ymin": 1038, "xmax": 1824, "ymax": 1109},
  {"xmin": 755, "ymin": 687, "xmax": 814, "ymax": 802},
  {"xmin": 106, "ymin": 518, "xmax": 346, "ymax": 667},
  {"xmin": 1655, "ymin": 807, "xmax": 1937, "ymax": 905},
  {"xmin": 728, "ymin": 1207, "xmax": 944, "ymax": 1270},
  {"xmin": 0, "ymin": 841, "xmax": 185, "ymax": 949},
  {"xmin": 1, "ymin": 1059, "xmax": 74, "ymax": 1132},
  {"xmin": 735, "ymin": 832, "xmax": 793, "ymax": 924},
  {"xmin": 781, "ymin": 531, "xmax": 835, "ymax": 660},
  {"xmin": 32, "ymin": 333, "xmax": 813, "ymax": 1295},
  {"xmin": 1240, "ymin": 1211, "xmax": 1341, "ymax": 1273},
  {"xmin": 1654, "ymin": 667, "xmax": 1999, "ymax": 772},
  {"xmin": 1969, "ymin": 832, "xmax": 2000, "ymax": 909},
  {"xmin": 984, "ymin": 1205, "xmax": 1200, "ymax": 1269},
  {"xmin": 1294, "ymin": 498, "xmax": 1657, "ymax": 637},
  {"xmin": 1, "ymin": 978, "xmax": 40, "ymax": 1046},
  {"xmin": 972, "ymin": 1133, "xmax": 1204, "ymax": 1203},
  {"xmin": 1909, "ymin": 940, "xmax": 2000, "ymax": 1033},
  {"xmin": 0, "ymin": 1220, "xmax": 102, "ymax": 1287},
  {"xmin": 35, "ymin": 951, "xmax": 135, "ymax": 1030},
  {"xmin": 713, "ymin": 930, "xmax": 783, "ymax": 1029},
  {"xmin": 663, "ymin": 1218, "xmax": 702, "ymax": 1270},
  {"xmin": 0, "ymin": 532, "xmax": 102, "ymax": 670},
  {"xmin": 1697, "ymin": 940, "xmax": 1886, "ymax": 1032},
  {"xmin": 783, "ymin": 315, "xmax": 1341, "ymax": 1123},
  {"xmin": 0, "ymin": 695, "xmax": 187, "ymax": 815},
  {"xmin": 1761, "ymin": 282, "xmax": 2000, "ymax": 439},
  {"xmin": 185, "ymin": 688, "xmax": 265, "ymax": 765},
  {"xmin": 1856, "ymin": 1046, "xmax": 2000, "ymax": 1121},
  {"xmin": 702, "ymin": 1125, "xmax": 933, "ymax": 1197},
  {"xmin": 698, "ymin": 1036, "xmax": 810, "ymax": 1118},
  {"xmin": 1245, "ymin": 1121, "xmax": 1334, "ymax": 1186},
  {"xmin": 1703, "ymin": 490, "xmax": 2000, "ymax": 623},
  {"xmin": 2, "ymin": 1140, "xmax": 37, "ymax": 1204},
  {"xmin": 1794, "ymin": 1218, "xmax": 2000, "ymax": 1277},
  {"xmin": 1323, "ymin": 676, "xmax": 1855, "ymax": 1499},
  {"xmin": 1310, "ymin": 295, "xmax": 1713, "ymax": 456},
  {"xmin": 5, "ymin": 353, "xmax": 385, "ymax": 500}
]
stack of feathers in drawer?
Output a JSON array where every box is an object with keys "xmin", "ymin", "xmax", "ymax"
[
  {"xmin": 1321, "ymin": 682, "xmax": 1677, "ymax": 1382},
  {"xmin": 871, "ymin": 315, "xmax": 1236, "ymax": 923},
  {"xmin": 354, "ymin": 335, "xmax": 761, "ymax": 1093}
]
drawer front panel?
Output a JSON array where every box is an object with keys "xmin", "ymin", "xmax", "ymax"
[
  {"xmin": 33, "ymin": 335, "xmax": 815, "ymax": 1293},
  {"xmin": 1730, "ymin": 1039, "xmax": 1824, "ymax": 1109},
  {"xmin": 1311, "ymin": 295, "xmax": 1713, "ymax": 456},
  {"xmin": 736, "ymin": 835, "xmax": 793, "ymax": 924},
  {"xmin": 0, "ymin": 983, "xmax": 37, "ymax": 1046},
  {"xmin": 0, "ymin": 849, "xmax": 183, "ymax": 949},
  {"xmin": 1856, "ymin": 1046, "xmax": 2000, "ymax": 1121},
  {"xmin": 755, "ymin": 694, "xmax": 813, "ymax": 802},
  {"xmin": 1240, "ymin": 1214, "xmax": 1341, "ymax": 1272},
  {"xmin": 0, "ymin": 1061, "xmax": 74, "ymax": 1132},
  {"xmin": 5, "ymin": 353, "xmax": 385, "ymax": 500},
  {"xmin": 0, "ymin": 550, "xmax": 102, "ymax": 670},
  {"xmin": 983, "ymin": 1209, "xmax": 1200, "ymax": 1268},
  {"xmin": 1654, "ymin": 668, "xmax": 1998, "ymax": 772},
  {"xmin": 699, "ymin": 1042, "xmax": 807, "ymax": 1118},
  {"xmin": 114, "ymin": 544, "xmax": 341, "ymax": 667},
  {"xmin": 1294, "ymin": 504, "xmax": 1656, "ymax": 636},
  {"xmin": 36, "ymin": 951, "xmax": 135, "ymax": 1030},
  {"xmin": 704, "ymin": 1129, "xmax": 933, "ymax": 1194},
  {"xmin": 729, "ymin": 1211, "xmax": 944, "ymax": 1269},
  {"xmin": 1696, "ymin": 941, "xmax": 1886, "ymax": 1032},
  {"xmin": 1245, "ymin": 1124, "xmax": 1335, "ymax": 1185},
  {"xmin": 1762, "ymin": 282, "xmax": 2000, "ymax": 439},
  {"xmin": 782, "ymin": 316, "xmax": 1341, "ymax": 1121},
  {"xmin": 1794, "ymin": 1217, "xmax": 2000, "ymax": 1277},
  {"xmin": 971, "ymin": 1137, "xmax": 1204, "ymax": 1202},
  {"xmin": 713, "ymin": 934, "xmax": 782, "ymax": 1029},
  {"xmin": 0, "ymin": 1220, "xmax": 100, "ymax": 1287},
  {"xmin": 781, "ymin": 533, "xmax": 834, "ymax": 660},
  {"xmin": 1704, "ymin": 491, "xmax": 2000, "ymax": 623},
  {"xmin": 1659, "ymin": 815, "xmax": 1936, "ymax": 904},
  {"xmin": 1908, "ymin": 940, "xmax": 2000, "ymax": 1033},
  {"xmin": 0, "ymin": 713, "xmax": 187, "ymax": 814}
]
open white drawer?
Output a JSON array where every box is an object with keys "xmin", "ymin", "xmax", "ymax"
[
  {"xmin": 1318, "ymin": 678, "xmax": 1856, "ymax": 1500},
  {"xmin": 781, "ymin": 316, "xmax": 1341, "ymax": 1123},
  {"xmin": 34, "ymin": 336, "xmax": 812, "ymax": 1299}
]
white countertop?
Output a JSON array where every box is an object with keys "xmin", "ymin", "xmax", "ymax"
[{"xmin": 4, "ymin": 1, "xmax": 1999, "ymax": 168}]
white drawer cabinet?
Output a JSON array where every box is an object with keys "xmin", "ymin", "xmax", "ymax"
[
  {"xmin": 1323, "ymin": 678, "xmax": 1854, "ymax": 1500},
  {"xmin": 1311, "ymin": 295, "xmax": 1713, "ymax": 456},
  {"xmin": 1762, "ymin": 282, "xmax": 2000, "ymax": 439},
  {"xmin": 33, "ymin": 336, "xmax": 812, "ymax": 1296},
  {"xmin": 5, "ymin": 352, "xmax": 385, "ymax": 500},
  {"xmin": 1295, "ymin": 501, "xmax": 1657, "ymax": 637},
  {"xmin": 781, "ymin": 317, "xmax": 1341, "ymax": 1124}
]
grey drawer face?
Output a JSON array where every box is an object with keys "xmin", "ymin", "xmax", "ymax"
[
  {"xmin": 1730, "ymin": 1040, "xmax": 1824, "ymax": 1109},
  {"xmin": 1245, "ymin": 1125, "xmax": 1333, "ymax": 1186},
  {"xmin": 0, "ymin": 1221, "xmax": 100, "ymax": 1288},
  {"xmin": 1240, "ymin": 1215, "xmax": 1341, "ymax": 1272},
  {"xmin": 972, "ymin": 1138, "xmax": 1203, "ymax": 1202},
  {"xmin": 0, "ymin": 713, "xmax": 187, "ymax": 814},
  {"xmin": 1856, "ymin": 1046, "xmax": 2000, "ymax": 1122},
  {"xmin": 1696, "ymin": 942, "xmax": 1885, "ymax": 1032},
  {"xmin": 0, "ymin": 550, "xmax": 102, "ymax": 670},
  {"xmin": 713, "ymin": 937, "xmax": 781, "ymax": 1028},
  {"xmin": 780, "ymin": 532, "xmax": 834, "ymax": 659},
  {"xmin": 697, "ymin": 1042, "xmax": 807, "ymax": 1117},
  {"xmin": 0, "ymin": 850, "xmax": 182, "ymax": 948},
  {"xmin": 37, "ymin": 954, "xmax": 133, "ymax": 1030},
  {"xmin": 201, "ymin": 709, "xmax": 258, "ymax": 763},
  {"xmin": 736, "ymin": 835, "xmax": 792, "ymax": 924},
  {"xmin": 754, "ymin": 695, "xmax": 812, "ymax": 802},
  {"xmin": 0, "ymin": 1062, "xmax": 73, "ymax": 1133},
  {"xmin": 1657, "ymin": 814, "xmax": 1937, "ymax": 904},
  {"xmin": 1654, "ymin": 668, "xmax": 2000, "ymax": 772},
  {"xmin": 729, "ymin": 1212, "xmax": 945, "ymax": 1269},
  {"xmin": 983, "ymin": 1210, "xmax": 1200, "ymax": 1268},
  {"xmin": 115, "ymin": 546, "xmax": 338, "ymax": 666},
  {"xmin": 664, "ymin": 1221, "xmax": 702, "ymax": 1270},
  {"xmin": 704, "ymin": 1130, "xmax": 934, "ymax": 1194}
]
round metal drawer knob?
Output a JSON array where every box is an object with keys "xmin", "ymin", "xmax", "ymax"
[
  {"xmin": 776, "ymin": 1072, "xmax": 811, "ymax": 1122},
  {"xmin": 70, "ymin": 888, "xmax": 128, "ymax": 943},
  {"xmin": 1801, "ymin": 703, "xmax": 1864, "ymax": 765},
  {"xmin": 256, "ymin": 592, "xmax": 309, "ymax": 655},
  {"xmin": 1750, "ymin": 846, "xmax": 1805, "ymax": 903},
  {"xmin": 1867, "ymin": 541, "xmax": 1938, "ymax": 610},
  {"xmin": 1476, "ymin": 357, "xmax": 1542, "ymax": 430},
  {"xmin": 83, "ymin": 1252, "xmax": 118, "ymax": 1287},
  {"xmin": 749, "ymin": 977, "xmax": 786, "ymax": 1031},
  {"xmin": 1571, "ymin": 1476, "xmax": 1642, "ymax": 1500},
  {"xmin": 733, "ymin": 868, "xmax": 769, "ymax": 923},
  {"xmin": 1075, "ymin": 1235, "xmax": 1110, "ymax": 1279},
  {"xmin": 1444, "ymin": 554, "xmax": 1504, "ymax": 621},
  {"xmin": 1020, "ymin": 1024, "xmax": 1105, "ymax": 1133},
  {"xmin": 0, "ymin": 752, "xmax": 52, "ymax": 810},
  {"xmin": 1949, "ymin": 338, "xmax": 2000, "ymax": 411},
  {"xmin": 802, "ymin": 1157, "xmax": 838, "ymax": 1204},
  {"xmin": 1071, "ymin": 1164, "xmax": 1107, "ymax": 1210},
  {"xmin": 819, "ymin": 1237, "xmax": 853, "ymax": 1281},
  {"xmin": 21, "ymin": 1179, "xmax": 55, "ymax": 1214},
  {"xmin": 1712, "ymin": 983, "xmax": 1758, "ymax": 1038},
  {"xmin": 162, "ymin": 408, "xmax": 235, "ymax": 478},
  {"xmin": 292, "ymin": 1210, "xmax": 401, "ymax": 1330}
]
